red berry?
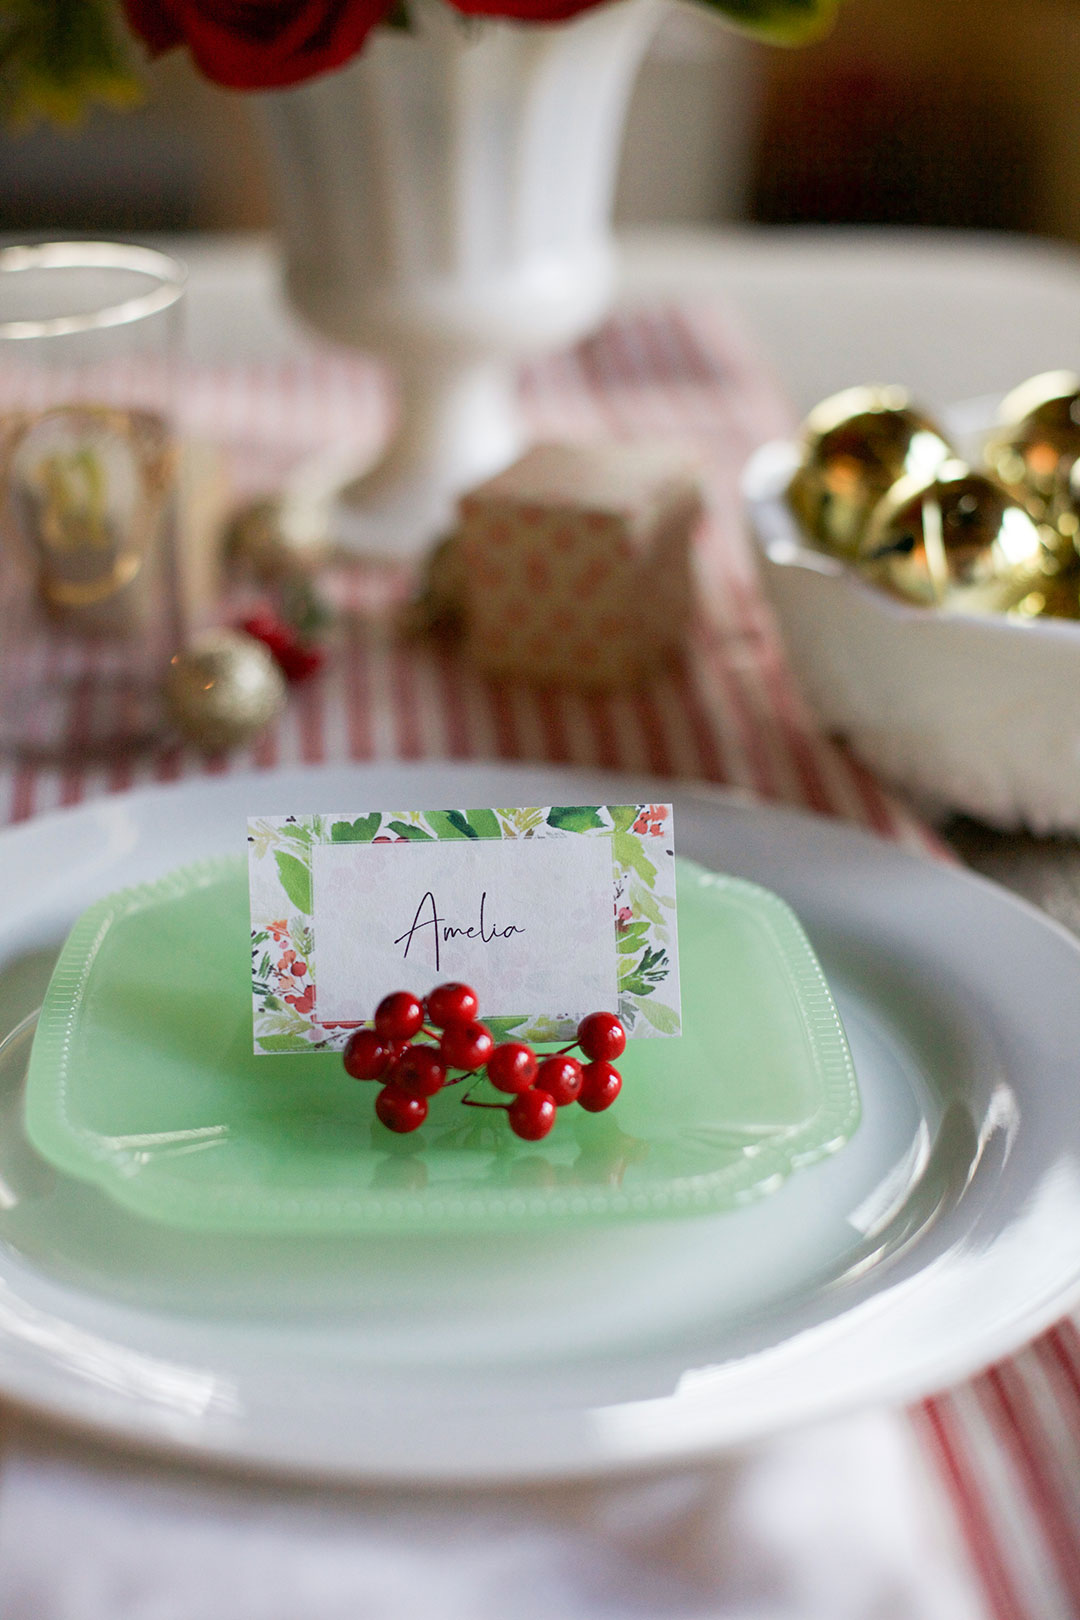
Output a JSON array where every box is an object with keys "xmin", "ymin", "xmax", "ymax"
[
  {"xmin": 375, "ymin": 1083, "xmax": 428, "ymax": 1133},
  {"xmin": 508, "ymin": 1089, "xmax": 557, "ymax": 1141},
  {"xmin": 439, "ymin": 1020, "xmax": 494, "ymax": 1072},
  {"xmin": 426, "ymin": 982, "xmax": 479, "ymax": 1029},
  {"xmin": 342, "ymin": 1028, "xmax": 392, "ymax": 1081},
  {"xmin": 275, "ymin": 641, "xmax": 324, "ymax": 683},
  {"xmin": 390, "ymin": 1043, "xmax": 446, "ymax": 1097},
  {"xmin": 486, "ymin": 1042, "xmax": 538, "ymax": 1094},
  {"xmin": 577, "ymin": 1011, "xmax": 626, "ymax": 1063},
  {"xmin": 374, "ymin": 991, "xmax": 425, "ymax": 1042},
  {"xmin": 535, "ymin": 1054, "xmax": 583, "ymax": 1106},
  {"xmin": 579, "ymin": 1060, "xmax": 622, "ymax": 1112},
  {"xmin": 240, "ymin": 614, "xmax": 323, "ymax": 683}
]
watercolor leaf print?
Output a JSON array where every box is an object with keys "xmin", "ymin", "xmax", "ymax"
[
  {"xmin": 387, "ymin": 820, "xmax": 434, "ymax": 842},
  {"xmin": 424, "ymin": 810, "xmax": 474, "ymax": 840},
  {"xmin": 463, "ymin": 807, "xmax": 502, "ymax": 839},
  {"xmin": 613, "ymin": 831, "xmax": 657, "ymax": 885},
  {"xmin": 630, "ymin": 994, "xmax": 681, "ymax": 1034},
  {"xmin": 274, "ymin": 850, "xmax": 312, "ymax": 913},
  {"xmin": 547, "ymin": 805, "xmax": 606, "ymax": 833},
  {"xmin": 331, "ymin": 814, "xmax": 382, "ymax": 843}
]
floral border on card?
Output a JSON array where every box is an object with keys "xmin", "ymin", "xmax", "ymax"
[{"xmin": 247, "ymin": 805, "xmax": 680, "ymax": 1053}]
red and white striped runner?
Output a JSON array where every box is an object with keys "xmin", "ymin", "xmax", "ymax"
[{"xmin": 2, "ymin": 303, "xmax": 1074, "ymax": 1617}]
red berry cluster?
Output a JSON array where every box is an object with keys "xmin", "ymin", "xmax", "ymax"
[
  {"xmin": 240, "ymin": 612, "xmax": 323, "ymax": 683},
  {"xmin": 343, "ymin": 983, "xmax": 626, "ymax": 1140}
]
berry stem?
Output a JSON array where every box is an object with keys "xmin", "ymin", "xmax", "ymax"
[{"xmin": 461, "ymin": 1097, "xmax": 510, "ymax": 1111}]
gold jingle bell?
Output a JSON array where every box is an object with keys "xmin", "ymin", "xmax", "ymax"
[
  {"xmin": 164, "ymin": 628, "xmax": 286, "ymax": 752},
  {"xmin": 787, "ymin": 384, "xmax": 954, "ymax": 559},
  {"xmin": 859, "ymin": 460, "xmax": 1053, "ymax": 614},
  {"xmin": 983, "ymin": 370, "xmax": 1080, "ymax": 558},
  {"xmin": 223, "ymin": 495, "xmax": 331, "ymax": 583}
]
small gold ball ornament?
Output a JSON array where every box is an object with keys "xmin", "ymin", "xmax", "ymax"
[
  {"xmin": 788, "ymin": 384, "xmax": 954, "ymax": 558},
  {"xmin": 164, "ymin": 628, "xmax": 286, "ymax": 751},
  {"xmin": 859, "ymin": 460, "xmax": 1054, "ymax": 614},
  {"xmin": 984, "ymin": 371, "xmax": 1080, "ymax": 559}
]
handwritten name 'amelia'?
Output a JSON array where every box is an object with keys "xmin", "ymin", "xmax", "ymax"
[{"xmin": 394, "ymin": 890, "xmax": 524, "ymax": 973}]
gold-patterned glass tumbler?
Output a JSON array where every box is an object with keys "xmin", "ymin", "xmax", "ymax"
[{"xmin": 0, "ymin": 242, "xmax": 187, "ymax": 757}]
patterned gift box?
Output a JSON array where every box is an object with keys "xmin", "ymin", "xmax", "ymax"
[{"xmin": 458, "ymin": 442, "xmax": 704, "ymax": 685}]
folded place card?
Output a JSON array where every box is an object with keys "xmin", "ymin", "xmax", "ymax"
[{"xmin": 248, "ymin": 805, "xmax": 680, "ymax": 1054}]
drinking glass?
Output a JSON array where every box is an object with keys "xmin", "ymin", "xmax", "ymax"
[{"xmin": 0, "ymin": 242, "xmax": 187, "ymax": 757}]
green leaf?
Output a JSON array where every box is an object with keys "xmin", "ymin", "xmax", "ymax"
[
  {"xmin": 629, "ymin": 885, "xmax": 665, "ymax": 928},
  {"xmin": 547, "ymin": 806, "xmax": 606, "ymax": 833},
  {"xmin": 257, "ymin": 1034, "xmax": 316, "ymax": 1054},
  {"xmin": 388, "ymin": 820, "xmax": 434, "ymax": 841},
  {"xmin": 613, "ymin": 830, "xmax": 657, "ymax": 884},
  {"xmin": 631, "ymin": 995, "xmax": 682, "ymax": 1035},
  {"xmin": 331, "ymin": 814, "xmax": 382, "ymax": 843},
  {"xmin": 466, "ymin": 808, "xmax": 502, "ymax": 839},
  {"xmin": 617, "ymin": 925, "xmax": 650, "ymax": 953},
  {"xmin": 692, "ymin": 0, "xmax": 839, "ymax": 46},
  {"xmin": 0, "ymin": 0, "xmax": 143, "ymax": 128},
  {"xmin": 610, "ymin": 805, "xmax": 640, "ymax": 833},
  {"xmin": 484, "ymin": 1015, "xmax": 529, "ymax": 1041},
  {"xmin": 274, "ymin": 850, "xmax": 312, "ymax": 913},
  {"xmin": 425, "ymin": 810, "xmax": 474, "ymax": 840}
]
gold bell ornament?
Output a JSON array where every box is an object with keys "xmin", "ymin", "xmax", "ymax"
[
  {"xmin": 223, "ymin": 495, "xmax": 331, "ymax": 583},
  {"xmin": 858, "ymin": 460, "xmax": 1054, "ymax": 614},
  {"xmin": 164, "ymin": 628, "xmax": 285, "ymax": 752},
  {"xmin": 787, "ymin": 384, "xmax": 954, "ymax": 559},
  {"xmin": 983, "ymin": 370, "xmax": 1080, "ymax": 559}
]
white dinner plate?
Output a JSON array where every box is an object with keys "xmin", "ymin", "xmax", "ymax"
[{"xmin": 0, "ymin": 761, "xmax": 1078, "ymax": 1484}]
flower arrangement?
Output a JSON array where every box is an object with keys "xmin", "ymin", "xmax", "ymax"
[{"xmin": 2, "ymin": 0, "xmax": 837, "ymax": 123}]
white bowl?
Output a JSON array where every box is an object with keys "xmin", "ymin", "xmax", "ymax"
[{"xmin": 744, "ymin": 438, "xmax": 1080, "ymax": 832}]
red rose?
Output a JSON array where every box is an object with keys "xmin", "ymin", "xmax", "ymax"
[{"xmin": 121, "ymin": 0, "xmax": 391, "ymax": 90}]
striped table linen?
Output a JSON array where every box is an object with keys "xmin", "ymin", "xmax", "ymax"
[{"xmin": 2, "ymin": 302, "xmax": 1076, "ymax": 1619}]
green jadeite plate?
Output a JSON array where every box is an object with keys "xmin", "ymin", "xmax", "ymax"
[{"xmin": 24, "ymin": 856, "xmax": 859, "ymax": 1233}]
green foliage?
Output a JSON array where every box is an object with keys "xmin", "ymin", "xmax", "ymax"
[
  {"xmin": 274, "ymin": 849, "xmax": 312, "ymax": 913},
  {"xmin": 331, "ymin": 814, "xmax": 382, "ymax": 843},
  {"xmin": 465, "ymin": 808, "xmax": 502, "ymax": 839},
  {"xmin": 547, "ymin": 806, "xmax": 606, "ymax": 833},
  {"xmin": 630, "ymin": 993, "xmax": 681, "ymax": 1034},
  {"xmin": 387, "ymin": 820, "xmax": 433, "ymax": 841},
  {"xmin": 425, "ymin": 810, "xmax": 476, "ymax": 840},
  {"xmin": 1, "ymin": 0, "xmax": 142, "ymax": 127},
  {"xmin": 695, "ymin": 0, "xmax": 839, "ymax": 44},
  {"xmin": 483, "ymin": 1015, "xmax": 529, "ymax": 1041},
  {"xmin": 613, "ymin": 830, "xmax": 657, "ymax": 884},
  {"xmin": 257, "ymin": 1033, "xmax": 318, "ymax": 1053},
  {"xmin": 619, "ymin": 944, "xmax": 668, "ymax": 996}
]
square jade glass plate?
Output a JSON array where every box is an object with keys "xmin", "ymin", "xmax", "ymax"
[
  {"xmin": 23, "ymin": 854, "xmax": 858, "ymax": 1234},
  {"xmin": 1, "ymin": 762, "xmax": 1080, "ymax": 1485}
]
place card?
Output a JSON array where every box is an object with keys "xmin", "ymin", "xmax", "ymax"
[{"xmin": 248, "ymin": 805, "xmax": 680, "ymax": 1054}]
